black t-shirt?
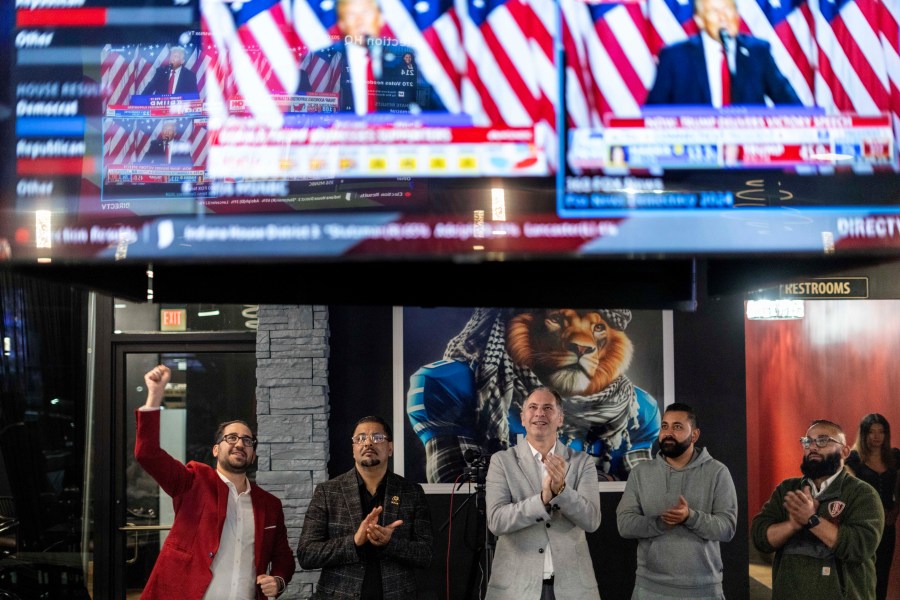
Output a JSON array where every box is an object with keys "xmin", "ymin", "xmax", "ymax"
[
  {"xmin": 356, "ymin": 470, "xmax": 387, "ymax": 600},
  {"xmin": 846, "ymin": 448, "xmax": 900, "ymax": 515}
]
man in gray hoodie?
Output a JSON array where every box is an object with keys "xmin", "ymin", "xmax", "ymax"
[{"xmin": 616, "ymin": 402, "xmax": 737, "ymax": 599}]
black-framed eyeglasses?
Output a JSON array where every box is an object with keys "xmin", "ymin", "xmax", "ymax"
[
  {"xmin": 351, "ymin": 433, "xmax": 389, "ymax": 445},
  {"xmin": 800, "ymin": 435, "xmax": 844, "ymax": 449},
  {"xmin": 218, "ymin": 433, "xmax": 257, "ymax": 448}
]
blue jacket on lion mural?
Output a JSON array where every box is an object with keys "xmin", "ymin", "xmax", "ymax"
[{"xmin": 407, "ymin": 308, "xmax": 661, "ymax": 483}]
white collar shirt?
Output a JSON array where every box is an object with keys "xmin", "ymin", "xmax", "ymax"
[
  {"xmin": 700, "ymin": 31, "xmax": 733, "ymax": 108},
  {"xmin": 202, "ymin": 470, "xmax": 256, "ymax": 600},
  {"xmin": 527, "ymin": 441, "xmax": 556, "ymax": 580},
  {"xmin": 809, "ymin": 467, "xmax": 842, "ymax": 498},
  {"xmin": 346, "ymin": 42, "xmax": 370, "ymax": 116}
]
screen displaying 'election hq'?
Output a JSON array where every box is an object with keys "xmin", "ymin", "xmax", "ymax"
[{"xmin": 2, "ymin": 0, "xmax": 900, "ymax": 264}]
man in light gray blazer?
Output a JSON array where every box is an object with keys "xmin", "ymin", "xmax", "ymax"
[{"xmin": 485, "ymin": 387, "xmax": 602, "ymax": 600}]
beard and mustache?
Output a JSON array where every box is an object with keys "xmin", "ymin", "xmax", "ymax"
[
  {"xmin": 218, "ymin": 450, "xmax": 252, "ymax": 474},
  {"xmin": 800, "ymin": 451, "xmax": 843, "ymax": 480},
  {"xmin": 659, "ymin": 436, "xmax": 692, "ymax": 458}
]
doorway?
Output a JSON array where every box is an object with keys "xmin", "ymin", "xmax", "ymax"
[{"xmin": 118, "ymin": 351, "xmax": 257, "ymax": 598}]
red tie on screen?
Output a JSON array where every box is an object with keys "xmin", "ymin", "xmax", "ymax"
[
  {"xmin": 721, "ymin": 49, "xmax": 731, "ymax": 107},
  {"xmin": 164, "ymin": 141, "xmax": 171, "ymax": 164},
  {"xmin": 365, "ymin": 52, "xmax": 376, "ymax": 113},
  {"xmin": 168, "ymin": 69, "xmax": 176, "ymax": 94}
]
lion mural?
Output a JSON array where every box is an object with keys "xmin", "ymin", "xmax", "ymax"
[{"xmin": 407, "ymin": 307, "xmax": 661, "ymax": 483}]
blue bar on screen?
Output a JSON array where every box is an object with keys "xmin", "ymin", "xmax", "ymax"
[{"xmin": 17, "ymin": 117, "xmax": 86, "ymax": 137}]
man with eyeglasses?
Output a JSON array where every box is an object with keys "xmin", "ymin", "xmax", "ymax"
[
  {"xmin": 297, "ymin": 415, "xmax": 433, "ymax": 599},
  {"xmin": 135, "ymin": 365, "xmax": 295, "ymax": 600},
  {"xmin": 751, "ymin": 419, "xmax": 884, "ymax": 600}
]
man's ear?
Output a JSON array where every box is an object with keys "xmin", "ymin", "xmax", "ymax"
[
  {"xmin": 691, "ymin": 427, "xmax": 700, "ymax": 444},
  {"xmin": 212, "ymin": 443, "xmax": 220, "ymax": 458}
]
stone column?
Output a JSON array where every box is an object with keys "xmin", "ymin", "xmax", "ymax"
[{"xmin": 255, "ymin": 305, "xmax": 330, "ymax": 599}]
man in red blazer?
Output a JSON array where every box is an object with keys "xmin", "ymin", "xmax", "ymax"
[{"xmin": 135, "ymin": 364, "xmax": 295, "ymax": 600}]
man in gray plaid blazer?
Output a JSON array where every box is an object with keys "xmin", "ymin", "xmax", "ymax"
[{"xmin": 297, "ymin": 415, "xmax": 433, "ymax": 599}]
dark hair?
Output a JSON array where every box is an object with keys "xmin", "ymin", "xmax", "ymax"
[
  {"xmin": 664, "ymin": 402, "xmax": 697, "ymax": 429},
  {"xmin": 853, "ymin": 413, "xmax": 894, "ymax": 469},
  {"xmin": 213, "ymin": 420, "xmax": 256, "ymax": 446},
  {"xmin": 354, "ymin": 415, "xmax": 392, "ymax": 440}
]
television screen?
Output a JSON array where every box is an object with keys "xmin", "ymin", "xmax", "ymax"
[
  {"xmin": 2, "ymin": 0, "xmax": 900, "ymax": 267},
  {"xmin": 557, "ymin": 0, "xmax": 900, "ymax": 255}
]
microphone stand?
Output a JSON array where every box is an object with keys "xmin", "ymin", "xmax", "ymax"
[
  {"xmin": 438, "ymin": 478, "xmax": 478, "ymax": 533},
  {"xmin": 439, "ymin": 460, "xmax": 495, "ymax": 600}
]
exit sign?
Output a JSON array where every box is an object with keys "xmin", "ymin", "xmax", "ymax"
[{"xmin": 160, "ymin": 309, "xmax": 187, "ymax": 331}]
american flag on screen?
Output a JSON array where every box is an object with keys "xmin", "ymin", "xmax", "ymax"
[
  {"xmin": 197, "ymin": 0, "xmax": 899, "ymax": 134},
  {"xmin": 101, "ymin": 43, "xmax": 205, "ymax": 107},
  {"xmin": 590, "ymin": 0, "xmax": 899, "ymax": 119},
  {"xmin": 103, "ymin": 118, "xmax": 206, "ymax": 167},
  {"xmin": 101, "ymin": 44, "xmax": 210, "ymax": 168},
  {"xmin": 199, "ymin": 0, "xmax": 558, "ymax": 129},
  {"xmin": 103, "ymin": 119, "xmax": 133, "ymax": 165},
  {"xmin": 201, "ymin": 0, "xmax": 302, "ymax": 126}
]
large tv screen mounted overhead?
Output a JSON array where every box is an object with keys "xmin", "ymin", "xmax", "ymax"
[{"xmin": 2, "ymin": 0, "xmax": 899, "ymax": 267}]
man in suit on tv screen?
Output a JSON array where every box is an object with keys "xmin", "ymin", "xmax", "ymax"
[
  {"xmin": 140, "ymin": 120, "xmax": 193, "ymax": 166},
  {"xmin": 140, "ymin": 46, "xmax": 199, "ymax": 97},
  {"xmin": 297, "ymin": 0, "xmax": 443, "ymax": 115},
  {"xmin": 645, "ymin": 0, "xmax": 801, "ymax": 107}
]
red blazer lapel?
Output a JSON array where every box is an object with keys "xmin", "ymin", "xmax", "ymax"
[{"xmin": 251, "ymin": 484, "xmax": 264, "ymax": 575}]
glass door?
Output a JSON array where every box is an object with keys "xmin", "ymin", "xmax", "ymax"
[{"xmin": 118, "ymin": 351, "xmax": 256, "ymax": 600}]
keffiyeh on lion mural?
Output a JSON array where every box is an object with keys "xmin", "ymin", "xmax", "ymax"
[{"xmin": 407, "ymin": 308, "xmax": 661, "ymax": 483}]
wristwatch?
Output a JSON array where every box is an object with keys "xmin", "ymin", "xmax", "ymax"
[
  {"xmin": 553, "ymin": 482, "xmax": 566, "ymax": 497},
  {"xmin": 805, "ymin": 514, "xmax": 821, "ymax": 530}
]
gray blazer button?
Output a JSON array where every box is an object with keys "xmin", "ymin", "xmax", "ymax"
[
  {"xmin": 546, "ymin": 523, "xmax": 551, "ymax": 528},
  {"xmin": 538, "ymin": 548, "xmax": 544, "ymax": 553}
]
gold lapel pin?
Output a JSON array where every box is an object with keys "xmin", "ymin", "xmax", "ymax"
[{"xmin": 391, "ymin": 495, "xmax": 400, "ymax": 505}]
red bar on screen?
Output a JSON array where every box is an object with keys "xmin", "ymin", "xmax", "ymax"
[
  {"xmin": 17, "ymin": 157, "xmax": 93, "ymax": 176},
  {"xmin": 16, "ymin": 8, "xmax": 107, "ymax": 27}
]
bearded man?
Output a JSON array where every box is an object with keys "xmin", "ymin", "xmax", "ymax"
[
  {"xmin": 135, "ymin": 365, "xmax": 294, "ymax": 599},
  {"xmin": 751, "ymin": 419, "xmax": 884, "ymax": 600},
  {"xmin": 616, "ymin": 403, "xmax": 737, "ymax": 599}
]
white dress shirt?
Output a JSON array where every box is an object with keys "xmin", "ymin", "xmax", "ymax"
[
  {"xmin": 809, "ymin": 468, "xmax": 842, "ymax": 498},
  {"xmin": 346, "ymin": 43, "xmax": 370, "ymax": 116},
  {"xmin": 202, "ymin": 471, "xmax": 257, "ymax": 600},
  {"xmin": 527, "ymin": 441, "xmax": 556, "ymax": 580},
  {"xmin": 700, "ymin": 31, "xmax": 733, "ymax": 108}
]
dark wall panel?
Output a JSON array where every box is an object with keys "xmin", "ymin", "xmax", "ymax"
[{"xmin": 673, "ymin": 295, "xmax": 749, "ymax": 598}]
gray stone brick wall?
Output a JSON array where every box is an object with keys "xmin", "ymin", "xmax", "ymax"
[{"xmin": 255, "ymin": 305, "xmax": 330, "ymax": 599}]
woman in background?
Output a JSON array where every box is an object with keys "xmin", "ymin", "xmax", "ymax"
[{"xmin": 847, "ymin": 413, "xmax": 900, "ymax": 600}]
